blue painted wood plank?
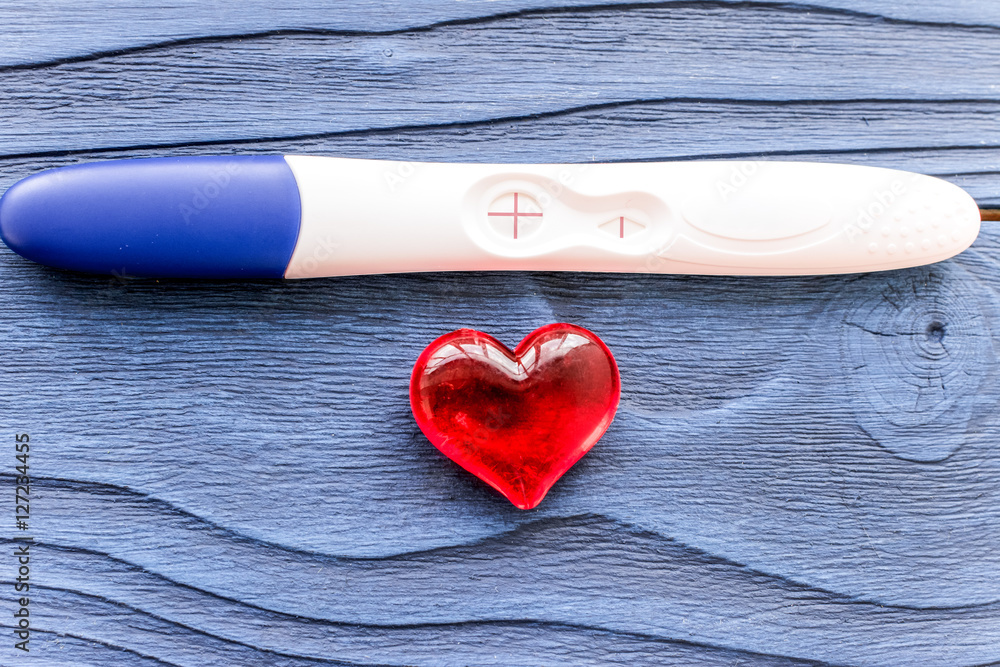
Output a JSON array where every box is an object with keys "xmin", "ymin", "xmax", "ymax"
[
  {"xmin": 11, "ymin": 509, "xmax": 1000, "ymax": 666},
  {"xmin": 4, "ymin": 0, "xmax": 1000, "ymax": 68},
  {"xmin": 2, "ymin": 5, "xmax": 999, "ymax": 155},
  {"xmin": 25, "ymin": 540, "xmax": 832, "ymax": 666}
]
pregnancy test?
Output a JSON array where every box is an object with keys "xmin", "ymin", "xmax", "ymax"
[{"xmin": 0, "ymin": 155, "xmax": 981, "ymax": 279}]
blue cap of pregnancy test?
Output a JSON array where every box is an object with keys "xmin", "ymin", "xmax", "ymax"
[{"xmin": 0, "ymin": 155, "xmax": 302, "ymax": 279}]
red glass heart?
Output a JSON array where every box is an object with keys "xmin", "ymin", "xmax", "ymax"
[{"xmin": 410, "ymin": 324, "xmax": 620, "ymax": 509}]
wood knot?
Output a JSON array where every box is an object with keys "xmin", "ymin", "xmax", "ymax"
[{"xmin": 838, "ymin": 266, "xmax": 994, "ymax": 462}]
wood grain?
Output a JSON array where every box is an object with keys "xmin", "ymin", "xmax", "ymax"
[
  {"xmin": 4, "ymin": 0, "xmax": 1000, "ymax": 69},
  {"xmin": 2, "ymin": 4, "xmax": 999, "ymax": 156},
  {"xmin": 1, "ymin": 1, "xmax": 999, "ymax": 665}
]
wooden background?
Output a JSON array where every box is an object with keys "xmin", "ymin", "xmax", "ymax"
[{"xmin": 2, "ymin": 1, "xmax": 999, "ymax": 664}]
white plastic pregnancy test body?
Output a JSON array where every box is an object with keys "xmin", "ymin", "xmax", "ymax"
[
  {"xmin": 0, "ymin": 156, "xmax": 981, "ymax": 279},
  {"xmin": 286, "ymin": 157, "xmax": 981, "ymax": 278}
]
